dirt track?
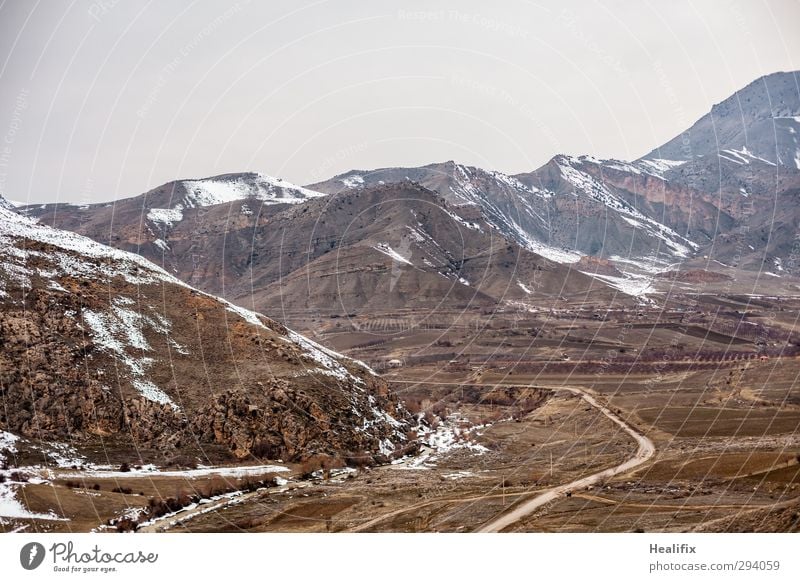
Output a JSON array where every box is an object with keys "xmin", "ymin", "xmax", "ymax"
[{"xmin": 476, "ymin": 385, "xmax": 655, "ymax": 532}]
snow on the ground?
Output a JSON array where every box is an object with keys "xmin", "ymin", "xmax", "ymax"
[
  {"xmin": 487, "ymin": 169, "xmax": 551, "ymax": 198},
  {"xmin": 81, "ymin": 298, "xmax": 180, "ymax": 411},
  {"xmin": 143, "ymin": 174, "xmax": 326, "ymax": 229},
  {"xmin": 635, "ymin": 158, "xmax": 687, "ymax": 177},
  {"xmin": 181, "ymin": 174, "xmax": 325, "ymax": 208},
  {"xmin": 136, "ymin": 490, "xmax": 246, "ymax": 530},
  {"xmin": 0, "ymin": 198, "xmax": 26, "ymax": 209},
  {"xmin": 286, "ymin": 329, "xmax": 364, "ymax": 384},
  {"xmin": 57, "ymin": 463, "xmax": 289, "ymax": 480},
  {"xmin": 339, "ymin": 174, "xmax": 365, "ymax": 189},
  {"xmin": 0, "ymin": 206, "xmax": 187, "ymax": 288},
  {"xmin": 526, "ymin": 239, "xmax": 583, "ymax": 264},
  {"xmin": 443, "ymin": 208, "xmax": 483, "ymax": 231},
  {"xmin": 608, "ymin": 254, "xmax": 673, "ymax": 274},
  {"xmin": 222, "ymin": 292, "xmax": 381, "ymax": 385},
  {"xmin": 394, "ymin": 414, "xmax": 489, "ymax": 470},
  {"xmin": 0, "ymin": 483, "xmax": 67, "ymax": 521},
  {"xmin": 1, "ymin": 438, "xmax": 68, "ymax": 520},
  {"xmin": 421, "ymin": 415, "xmax": 490, "ymax": 454},
  {"xmin": 284, "ymin": 329, "xmax": 406, "ymax": 451},
  {"xmin": 484, "ymin": 203, "xmax": 582, "ymax": 265},
  {"xmin": 582, "ymin": 271, "xmax": 655, "ymax": 297},
  {"xmin": 449, "ymin": 163, "xmax": 550, "ymax": 206},
  {"xmin": 442, "ymin": 471, "xmax": 476, "ymax": 480},
  {"xmin": 105, "ymin": 506, "xmax": 148, "ymax": 528},
  {"xmin": 379, "ymin": 438, "xmax": 396, "ymax": 457},
  {"xmin": 373, "ymin": 243, "xmax": 413, "ymax": 265},
  {"xmin": 136, "ymin": 477, "xmax": 310, "ymax": 531},
  {"xmin": 0, "ymin": 431, "xmax": 19, "ymax": 461},
  {"xmin": 153, "ymin": 238, "xmax": 170, "ymax": 251},
  {"xmin": 30, "ymin": 441, "xmax": 87, "ymax": 468},
  {"xmin": 555, "ymin": 156, "xmax": 697, "ymax": 258},
  {"xmin": 405, "ymin": 225, "xmax": 427, "ymax": 244},
  {"xmin": 719, "ymin": 146, "xmax": 776, "ymax": 167},
  {"xmin": 146, "ymin": 207, "xmax": 183, "ymax": 228},
  {"xmin": 517, "ymin": 281, "xmax": 532, "ymax": 294}
]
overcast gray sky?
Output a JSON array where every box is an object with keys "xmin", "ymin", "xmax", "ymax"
[{"xmin": 0, "ymin": 0, "xmax": 798, "ymax": 204}]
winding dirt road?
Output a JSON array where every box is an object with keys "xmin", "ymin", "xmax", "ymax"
[
  {"xmin": 137, "ymin": 382, "xmax": 655, "ymax": 533},
  {"xmin": 476, "ymin": 385, "xmax": 655, "ymax": 532}
]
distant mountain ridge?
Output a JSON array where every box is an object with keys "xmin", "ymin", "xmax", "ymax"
[
  {"xmin": 18, "ymin": 70, "xmax": 800, "ymax": 314},
  {"xmin": 642, "ymin": 70, "xmax": 800, "ymax": 167}
]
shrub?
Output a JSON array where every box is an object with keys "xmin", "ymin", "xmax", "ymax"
[
  {"xmin": 299, "ymin": 457, "xmax": 324, "ymax": 479},
  {"xmin": 167, "ymin": 455, "xmax": 198, "ymax": 469},
  {"xmin": 10, "ymin": 471, "xmax": 28, "ymax": 483},
  {"xmin": 403, "ymin": 399, "xmax": 423, "ymax": 415},
  {"xmin": 345, "ymin": 451, "xmax": 373, "ymax": 468},
  {"xmin": 251, "ymin": 440, "xmax": 280, "ymax": 459},
  {"xmin": 115, "ymin": 518, "xmax": 138, "ymax": 533}
]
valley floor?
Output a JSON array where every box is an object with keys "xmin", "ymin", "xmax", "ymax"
[{"xmin": 3, "ymin": 293, "xmax": 800, "ymax": 533}]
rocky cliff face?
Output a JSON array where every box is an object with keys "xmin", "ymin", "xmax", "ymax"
[{"xmin": 0, "ymin": 204, "xmax": 412, "ymax": 464}]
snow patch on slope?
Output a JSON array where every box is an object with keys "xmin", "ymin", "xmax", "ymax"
[
  {"xmin": 635, "ymin": 158, "xmax": 687, "ymax": 177},
  {"xmin": 556, "ymin": 157, "xmax": 697, "ymax": 258},
  {"xmin": 82, "ymin": 299, "xmax": 180, "ymax": 411},
  {"xmin": 181, "ymin": 174, "xmax": 325, "ymax": 208},
  {"xmin": 145, "ymin": 174, "xmax": 327, "ymax": 228},
  {"xmin": 374, "ymin": 243, "xmax": 412, "ymax": 265},
  {"xmin": 719, "ymin": 146, "xmax": 777, "ymax": 167},
  {"xmin": 526, "ymin": 239, "xmax": 583, "ymax": 264},
  {"xmin": 0, "ymin": 207, "xmax": 182, "ymax": 287},
  {"xmin": 1, "ymin": 433, "xmax": 67, "ymax": 521},
  {"xmin": 287, "ymin": 330, "xmax": 364, "ymax": 384},
  {"xmin": 339, "ymin": 174, "xmax": 365, "ymax": 189},
  {"xmin": 147, "ymin": 207, "xmax": 183, "ymax": 228},
  {"xmin": 0, "ymin": 431, "xmax": 19, "ymax": 462},
  {"xmin": 582, "ymin": 272, "xmax": 654, "ymax": 297}
]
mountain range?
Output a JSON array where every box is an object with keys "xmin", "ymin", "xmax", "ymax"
[
  {"xmin": 20, "ymin": 71, "xmax": 800, "ymax": 312},
  {"xmin": 3, "ymin": 70, "xmax": 798, "ymax": 466}
]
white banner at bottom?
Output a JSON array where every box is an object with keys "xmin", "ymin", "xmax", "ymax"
[{"xmin": 1, "ymin": 533, "xmax": 798, "ymax": 581}]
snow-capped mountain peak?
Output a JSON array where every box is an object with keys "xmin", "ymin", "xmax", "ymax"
[{"xmin": 178, "ymin": 173, "xmax": 326, "ymax": 209}]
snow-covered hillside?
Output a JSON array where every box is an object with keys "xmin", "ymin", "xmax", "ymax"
[
  {"xmin": 551, "ymin": 155, "xmax": 698, "ymax": 258},
  {"xmin": 0, "ymin": 200, "xmax": 410, "ymax": 462},
  {"xmin": 146, "ymin": 173, "xmax": 327, "ymax": 229}
]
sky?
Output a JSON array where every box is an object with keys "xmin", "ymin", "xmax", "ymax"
[{"xmin": 0, "ymin": 0, "xmax": 798, "ymax": 204}]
